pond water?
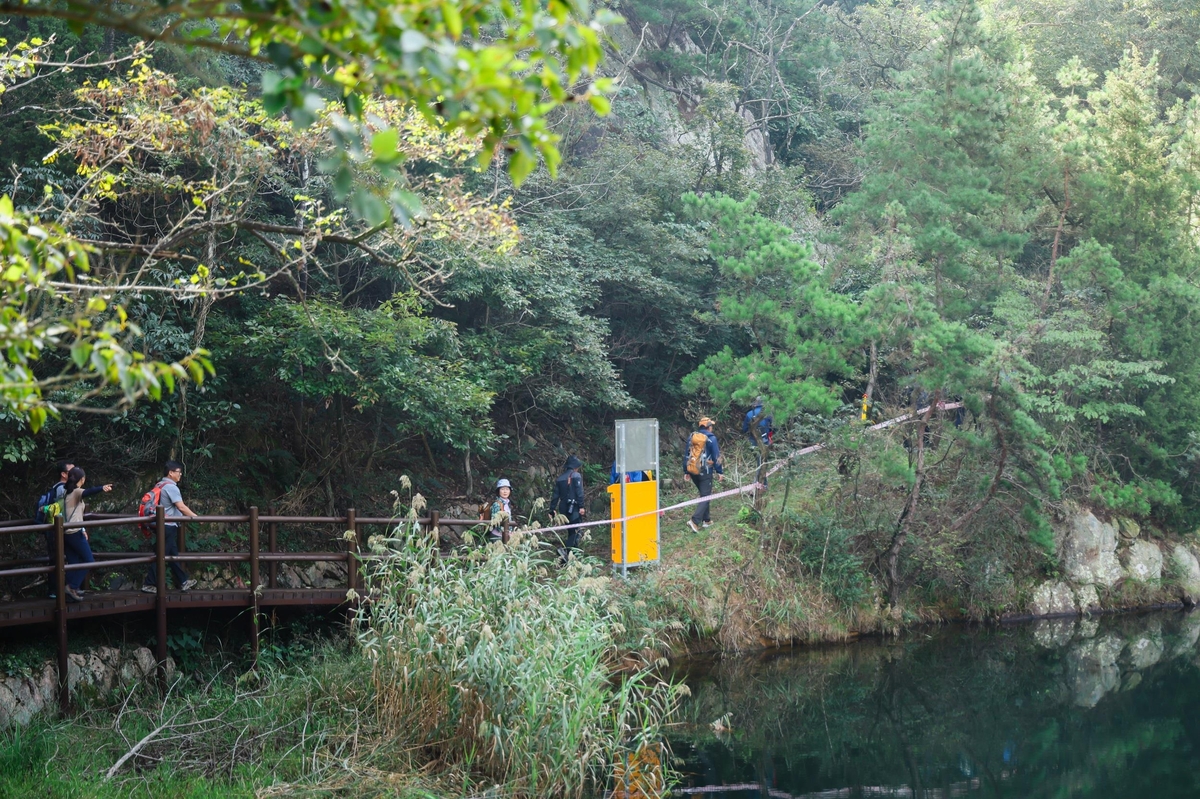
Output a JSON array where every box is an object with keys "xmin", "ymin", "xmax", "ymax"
[{"xmin": 669, "ymin": 611, "xmax": 1200, "ymax": 798}]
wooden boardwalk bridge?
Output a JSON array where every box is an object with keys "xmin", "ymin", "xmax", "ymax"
[{"xmin": 0, "ymin": 507, "xmax": 482, "ymax": 712}]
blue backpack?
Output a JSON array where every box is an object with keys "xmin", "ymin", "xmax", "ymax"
[{"xmin": 35, "ymin": 484, "xmax": 64, "ymax": 524}]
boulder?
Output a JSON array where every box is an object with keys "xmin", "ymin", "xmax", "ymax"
[
  {"xmin": 1033, "ymin": 618, "xmax": 1076, "ymax": 648},
  {"xmin": 1062, "ymin": 511, "xmax": 1123, "ymax": 587},
  {"xmin": 1077, "ymin": 617, "xmax": 1100, "ymax": 639},
  {"xmin": 1120, "ymin": 540, "xmax": 1163, "ymax": 582},
  {"xmin": 2, "ymin": 646, "xmax": 171, "ymax": 728},
  {"xmin": 1124, "ymin": 622, "xmax": 1164, "ymax": 671},
  {"xmin": 1170, "ymin": 544, "xmax": 1200, "ymax": 605},
  {"xmin": 1030, "ymin": 581, "xmax": 1077, "ymax": 617},
  {"xmin": 1074, "ymin": 584, "xmax": 1101, "ymax": 614},
  {"xmin": 1066, "ymin": 633, "xmax": 1123, "ymax": 708},
  {"xmin": 1117, "ymin": 517, "xmax": 1141, "ymax": 540},
  {"xmin": 1172, "ymin": 612, "xmax": 1200, "ymax": 657}
]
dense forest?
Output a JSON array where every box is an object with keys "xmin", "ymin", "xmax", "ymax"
[
  {"xmin": 3, "ymin": 0, "xmax": 1200, "ymax": 610},
  {"xmin": 4, "ymin": 0, "xmax": 1200, "ymax": 795}
]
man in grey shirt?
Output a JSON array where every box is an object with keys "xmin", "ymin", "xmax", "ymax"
[{"xmin": 142, "ymin": 460, "xmax": 198, "ymax": 593}]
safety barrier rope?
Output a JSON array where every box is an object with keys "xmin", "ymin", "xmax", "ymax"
[{"xmin": 500, "ymin": 401, "xmax": 965, "ymax": 540}]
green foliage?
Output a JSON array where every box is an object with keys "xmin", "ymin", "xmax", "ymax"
[
  {"xmin": 238, "ymin": 295, "xmax": 495, "ymax": 452},
  {"xmin": 784, "ymin": 512, "xmax": 870, "ymax": 609},
  {"xmin": 0, "ymin": 196, "xmax": 212, "ymax": 430},
  {"xmin": 1, "ymin": 0, "xmax": 618, "ymax": 186},
  {"xmin": 682, "ymin": 192, "xmax": 856, "ymax": 421},
  {"xmin": 357, "ymin": 520, "xmax": 680, "ymax": 797}
]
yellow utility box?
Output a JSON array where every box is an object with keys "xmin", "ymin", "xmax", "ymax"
[{"xmin": 608, "ymin": 480, "xmax": 659, "ymax": 566}]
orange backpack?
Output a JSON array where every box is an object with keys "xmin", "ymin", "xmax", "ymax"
[{"xmin": 685, "ymin": 431, "xmax": 709, "ymax": 476}]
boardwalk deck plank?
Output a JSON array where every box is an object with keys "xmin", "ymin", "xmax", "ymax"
[{"xmin": 0, "ymin": 588, "xmax": 348, "ymax": 627}]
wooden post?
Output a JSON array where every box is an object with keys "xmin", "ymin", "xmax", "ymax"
[
  {"xmin": 54, "ymin": 515, "xmax": 68, "ymax": 714},
  {"xmin": 267, "ymin": 506, "xmax": 278, "ymax": 589},
  {"xmin": 346, "ymin": 508, "xmax": 358, "ymax": 591},
  {"xmin": 155, "ymin": 505, "xmax": 167, "ymax": 690},
  {"xmin": 248, "ymin": 506, "xmax": 260, "ymax": 665}
]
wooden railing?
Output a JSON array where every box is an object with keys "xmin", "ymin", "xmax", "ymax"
[{"xmin": 0, "ymin": 507, "xmax": 487, "ymax": 713}]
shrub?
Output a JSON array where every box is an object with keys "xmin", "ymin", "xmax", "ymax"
[{"xmin": 355, "ymin": 519, "xmax": 679, "ymax": 798}]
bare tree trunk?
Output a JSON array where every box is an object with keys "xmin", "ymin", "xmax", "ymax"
[
  {"xmin": 464, "ymin": 442, "xmax": 473, "ymax": 497},
  {"xmin": 884, "ymin": 390, "xmax": 940, "ymax": 607},
  {"xmin": 864, "ymin": 340, "xmax": 879, "ymax": 419},
  {"xmin": 947, "ymin": 398, "xmax": 1007, "ymax": 532},
  {"xmin": 1043, "ymin": 165, "xmax": 1071, "ymax": 311}
]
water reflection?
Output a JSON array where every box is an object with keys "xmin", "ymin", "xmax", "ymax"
[{"xmin": 670, "ymin": 611, "xmax": 1200, "ymax": 798}]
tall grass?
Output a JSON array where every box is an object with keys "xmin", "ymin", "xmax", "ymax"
[{"xmin": 355, "ymin": 514, "xmax": 679, "ymax": 798}]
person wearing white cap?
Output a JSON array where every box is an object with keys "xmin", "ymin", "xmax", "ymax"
[{"xmin": 488, "ymin": 478, "xmax": 515, "ymax": 543}]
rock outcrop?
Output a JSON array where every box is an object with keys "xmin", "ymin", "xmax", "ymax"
[
  {"xmin": 1067, "ymin": 633, "xmax": 1123, "ymax": 708},
  {"xmin": 1030, "ymin": 581, "xmax": 1076, "ymax": 616},
  {"xmin": 1074, "ymin": 584, "xmax": 1101, "ymax": 613},
  {"xmin": 1120, "ymin": 540, "xmax": 1163, "ymax": 582},
  {"xmin": 193, "ymin": 560, "xmax": 348, "ymax": 591},
  {"xmin": 0, "ymin": 646, "xmax": 173, "ymax": 728},
  {"xmin": 1170, "ymin": 544, "xmax": 1200, "ymax": 605},
  {"xmin": 1062, "ymin": 511, "xmax": 1123, "ymax": 587}
]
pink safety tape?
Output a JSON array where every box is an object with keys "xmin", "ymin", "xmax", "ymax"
[
  {"xmin": 763, "ymin": 401, "xmax": 963, "ymax": 478},
  {"xmin": 452, "ymin": 400, "xmax": 966, "ymax": 540}
]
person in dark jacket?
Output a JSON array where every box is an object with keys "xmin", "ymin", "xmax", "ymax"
[
  {"xmin": 550, "ymin": 455, "xmax": 586, "ymax": 561},
  {"xmin": 683, "ymin": 417, "xmax": 723, "ymax": 532},
  {"xmin": 742, "ymin": 397, "xmax": 774, "ymax": 487}
]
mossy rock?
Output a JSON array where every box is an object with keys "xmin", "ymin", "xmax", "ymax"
[{"xmin": 1117, "ymin": 517, "xmax": 1141, "ymax": 540}]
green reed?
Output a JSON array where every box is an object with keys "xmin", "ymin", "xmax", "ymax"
[{"xmin": 354, "ymin": 513, "xmax": 679, "ymax": 798}]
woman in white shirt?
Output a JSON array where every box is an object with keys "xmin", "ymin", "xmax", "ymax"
[{"xmin": 62, "ymin": 466, "xmax": 112, "ymax": 602}]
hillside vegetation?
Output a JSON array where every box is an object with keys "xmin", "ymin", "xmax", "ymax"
[{"xmin": 2, "ymin": 0, "xmax": 1200, "ymax": 628}]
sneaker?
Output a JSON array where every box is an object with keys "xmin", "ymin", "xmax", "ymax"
[
  {"xmin": 65, "ymin": 587, "xmax": 83, "ymax": 603},
  {"xmin": 181, "ymin": 579, "xmax": 197, "ymax": 592},
  {"xmin": 141, "ymin": 584, "xmax": 157, "ymax": 594},
  {"xmin": 687, "ymin": 520, "xmax": 700, "ymax": 533},
  {"xmin": 702, "ymin": 521, "xmax": 713, "ymax": 528}
]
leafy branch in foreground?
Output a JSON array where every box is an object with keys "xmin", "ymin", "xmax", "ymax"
[
  {"xmin": 0, "ymin": 0, "xmax": 618, "ymax": 188},
  {"xmin": 0, "ymin": 195, "xmax": 212, "ymax": 430}
]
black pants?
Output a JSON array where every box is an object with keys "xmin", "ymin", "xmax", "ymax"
[
  {"xmin": 144, "ymin": 525, "xmax": 190, "ymax": 588},
  {"xmin": 563, "ymin": 513, "xmax": 583, "ymax": 550},
  {"xmin": 690, "ymin": 472, "xmax": 713, "ymax": 525}
]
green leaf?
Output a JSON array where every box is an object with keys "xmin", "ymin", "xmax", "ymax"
[{"xmin": 371, "ymin": 128, "xmax": 400, "ymax": 162}]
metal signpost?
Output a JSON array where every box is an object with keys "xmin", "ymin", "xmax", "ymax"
[{"xmin": 612, "ymin": 418, "xmax": 660, "ymax": 577}]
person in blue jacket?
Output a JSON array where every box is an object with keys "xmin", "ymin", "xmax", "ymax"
[
  {"xmin": 550, "ymin": 455, "xmax": 586, "ymax": 561},
  {"xmin": 742, "ymin": 397, "xmax": 774, "ymax": 486},
  {"xmin": 683, "ymin": 417, "xmax": 723, "ymax": 532}
]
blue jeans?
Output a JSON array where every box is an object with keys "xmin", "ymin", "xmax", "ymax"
[
  {"xmin": 144, "ymin": 525, "xmax": 190, "ymax": 588},
  {"xmin": 63, "ymin": 531, "xmax": 95, "ymax": 591}
]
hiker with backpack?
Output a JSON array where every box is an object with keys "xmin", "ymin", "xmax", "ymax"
[
  {"xmin": 140, "ymin": 461, "xmax": 198, "ymax": 593},
  {"xmin": 549, "ymin": 455, "xmax": 586, "ymax": 562},
  {"xmin": 487, "ymin": 478, "xmax": 515, "ymax": 544},
  {"xmin": 61, "ymin": 467, "xmax": 113, "ymax": 602},
  {"xmin": 683, "ymin": 417, "xmax": 723, "ymax": 533},
  {"xmin": 35, "ymin": 460, "xmax": 73, "ymax": 598},
  {"xmin": 742, "ymin": 397, "xmax": 774, "ymax": 488}
]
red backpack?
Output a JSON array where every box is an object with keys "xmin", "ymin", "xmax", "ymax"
[{"xmin": 138, "ymin": 479, "xmax": 169, "ymax": 538}]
